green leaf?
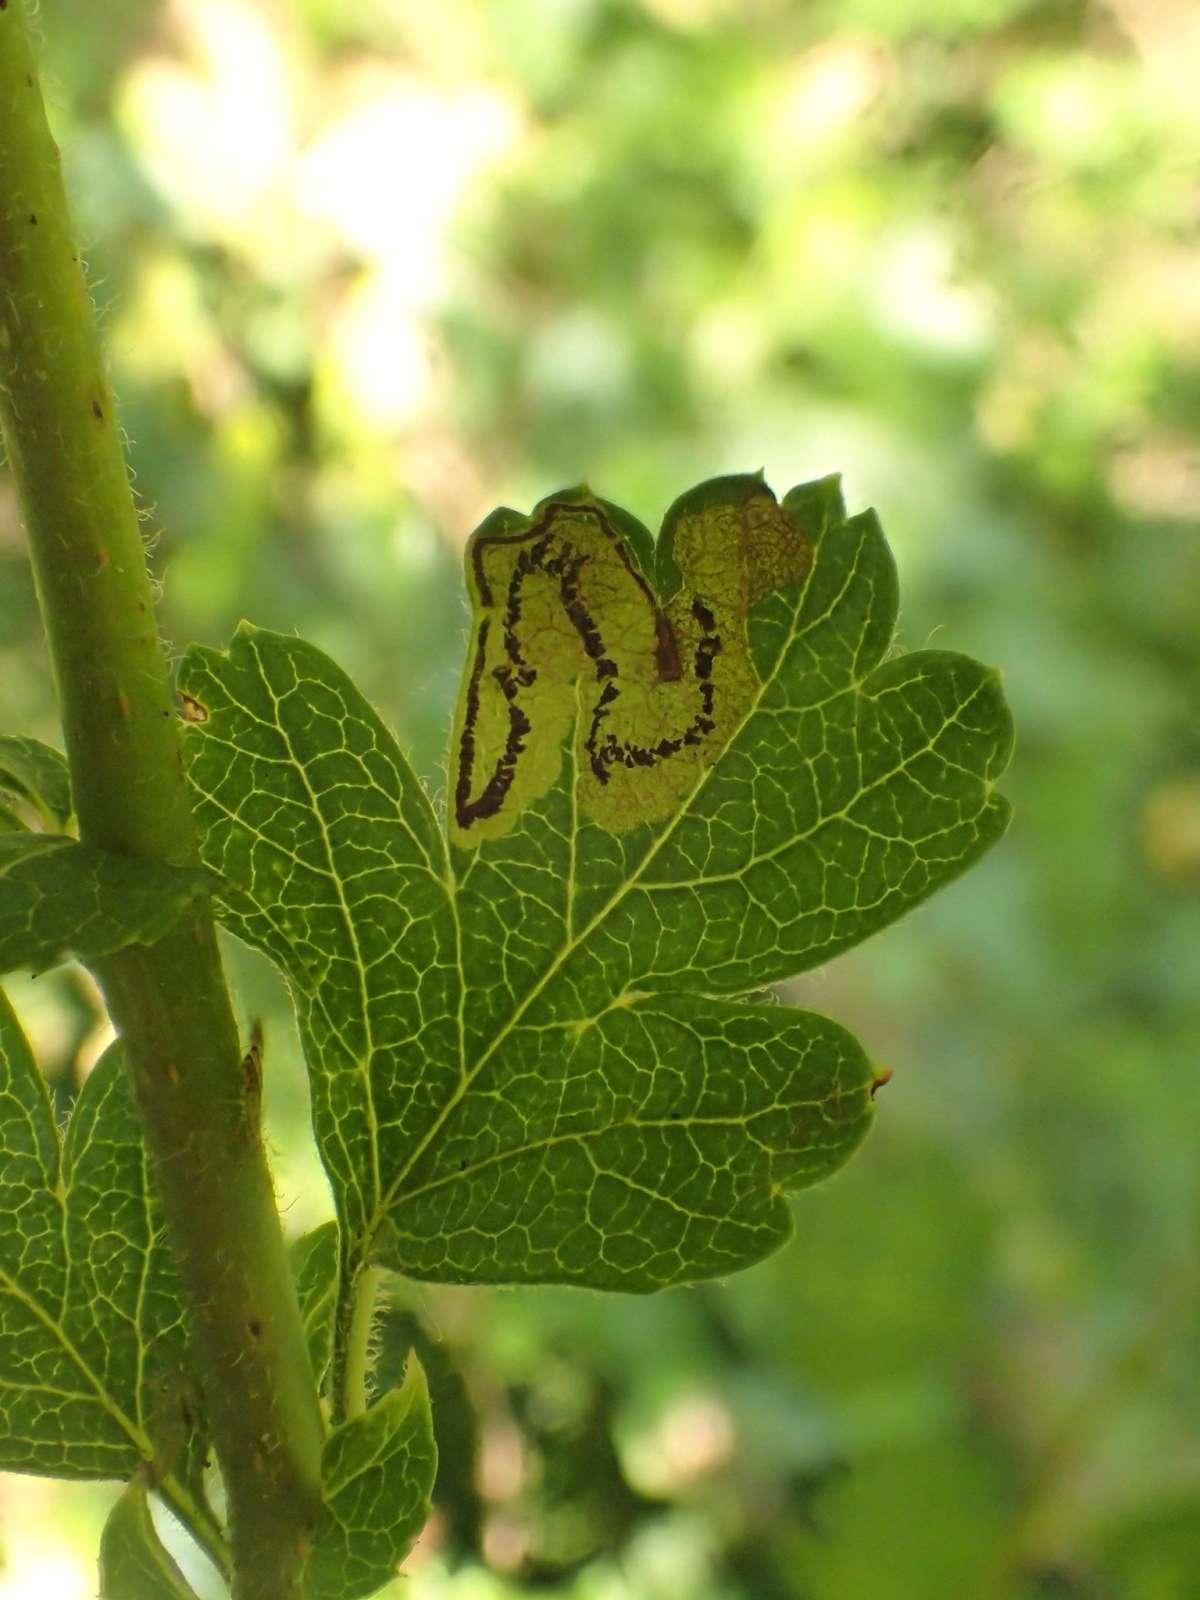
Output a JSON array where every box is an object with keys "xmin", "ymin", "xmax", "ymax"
[
  {"xmin": 0, "ymin": 735, "xmax": 72, "ymax": 830},
  {"xmin": 0, "ymin": 991, "xmax": 207, "ymax": 1496},
  {"xmin": 180, "ymin": 475, "xmax": 1011, "ymax": 1306},
  {"xmin": 99, "ymin": 1479, "xmax": 202, "ymax": 1600},
  {"xmin": 304, "ymin": 1355, "xmax": 437, "ymax": 1600},
  {"xmin": 0, "ymin": 799, "xmax": 25, "ymax": 835},
  {"xmin": 291, "ymin": 1222, "xmax": 339, "ymax": 1393},
  {"xmin": 0, "ymin": 834, "xmax": 215, "ymax": 975}
]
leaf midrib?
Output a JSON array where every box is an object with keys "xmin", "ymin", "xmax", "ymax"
[{"xmin": 364, "ymin": 537, "xmax": 850, "ymax": 1235}]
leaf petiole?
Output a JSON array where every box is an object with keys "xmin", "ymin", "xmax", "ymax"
[{"xmin": 339, "ymin": 1265, "xmax": 385, "ymax": 1424}]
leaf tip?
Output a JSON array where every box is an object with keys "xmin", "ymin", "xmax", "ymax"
[{"xmin": 397, "ymin": 1347, "xmax": 430, "ymax": 1408}]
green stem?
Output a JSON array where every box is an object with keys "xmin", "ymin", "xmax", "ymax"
[
  {"xmin": 157, "ymin": 1477, "xmax": 234, "ymax": 1585},
  {"xmin": 0, "ymin": 8, "xmax": 324, "ymax": 1596},
  {"xmin": 340, "ymin": 1266, "xmax": 384, "ymax": 1423}
]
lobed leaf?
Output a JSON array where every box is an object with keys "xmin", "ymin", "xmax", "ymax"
[
  {"xmin": 304, "ymin": 1356, "xmax": 437, "ymax": 1600},
  {"xmin": 180, "ymin": 475, "xmax": 1011, "ymax": 1315},
  {"xmin": 0, "ymin": 834, "xmax": 215, "ymax": 975},
  {"xmin": 0, "ymin": 992, "xmax": 206, "ymax": 1495}
]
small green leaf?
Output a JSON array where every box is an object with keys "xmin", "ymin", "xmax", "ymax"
[
  {"xmin": 291, "ymin": 1222, "xmax": 339, "ymax": 1393},
  {"xmin": 0, "ymin": 735, "xmax": 72, "ymax": 830},
  {"xmin": 0, "ymin": 834, "xmax": 215, "ymax": 975},
  {"xmin": 0, "ymin": 992, "xmax": 206, "ymax": 1494},
  {"xmin": 304, "ymin": 1356, "xmax": 437, "ymax": 1600},
  {"xmin": 0, "ymin": 799, "xmax": 25, "ymax": 835},
  {"xmin": 99, "ymin": 1479, "xmax": 202, "ymax": 1600},
  {"xmin": 180, "ymin": 476, "xmax": 1011, "ymax": 1330}
]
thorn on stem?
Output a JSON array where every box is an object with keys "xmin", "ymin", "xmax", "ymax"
[{"xmin": 242, "ymin": 1017, "xmax": 264, "ymax": 1106}]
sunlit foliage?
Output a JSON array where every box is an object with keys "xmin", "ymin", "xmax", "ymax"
[{"xmin": 0, "ymin": 0, "xmax": 1197, "ymax": 1595}]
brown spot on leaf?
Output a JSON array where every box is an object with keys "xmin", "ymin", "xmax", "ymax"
[
  {"xmin": 870, "ymin": 1068, "xmax": 893, "ymax": 1099},
  {"xmin": 178, "ymin": 691, "xmax": 209, "ymax": 723},
  {"xmin": 91, "ymin": 398, "xmax": 103, "ymax": 421}
]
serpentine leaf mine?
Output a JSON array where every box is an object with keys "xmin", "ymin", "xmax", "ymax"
[{"xmin": 451, "ymin": 481, "xmax": 809, "ymax": 841}]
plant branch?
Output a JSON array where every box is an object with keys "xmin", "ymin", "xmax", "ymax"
[{"xmin": 0, "ymin": 8, "xmax": 324, "ymax": 1595}]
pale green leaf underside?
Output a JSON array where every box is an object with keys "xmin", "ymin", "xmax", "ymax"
[
  {"xmin": 100, "ymin": 1479, "xmax": 202, "ymax": 1600},
  {"xmin": 0, "ymin": 735, "xmax": 72, "ymax": 830},
  {"xmin": 0, "ymin": 994, "xmax": 202, "ymax": 1491},
  {"xmin": 180, "ymin": 475, "xmax": 1011, "ymax": 1299},
  {"xmin": 304, "ymin": 1356, "xmax": 436, "ymax": 1600},
  {"xmin": 0, "ymin": 835, "xmax": 214, "ymax": 975}
]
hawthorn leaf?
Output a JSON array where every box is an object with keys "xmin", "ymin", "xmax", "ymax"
[
  {"xmin": 0, "ymin": 735, "xmax": 72, "ymax": 830},
  {"xmin": 0, "ymin": 993, "xmax": 208, "ymax": 1504},
  {"xmin": 99, "ymin": 1479, "xmax": 202, "ymax": 1600},
  {"xmin": 304, "ymin": 1355, "xmax": 436, "ymax": 1600},
  {"xmin": 179, "ymin": 474, "xmax": 1011, "ymax": 1310},
  {"xmin": 291, "ymin": 1222, "xmax": 339, "ymax": 1393},
  {"xmin": 0, "ymin": 834, "xmax": 214, "ymax": 975}
]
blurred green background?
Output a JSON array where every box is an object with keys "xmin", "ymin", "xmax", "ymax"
[{"xmin": 2, "ymin": 0, "xmax": 1199, "ymax": 1595}]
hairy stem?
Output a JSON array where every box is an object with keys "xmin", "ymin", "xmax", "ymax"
[
  {"xmin": 158, "ymin": 1478, "xmax": 234, "ymax": 1586},
  {"xmin": 340, "ymin": 1266, "xmax": 384, "ymax": 1424},
  {"xmin": 0, "ymin": 8, "xmax": 324, "ymax": 1595}
]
